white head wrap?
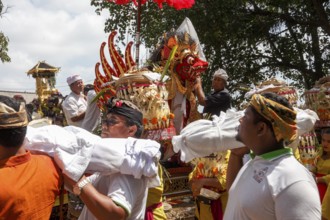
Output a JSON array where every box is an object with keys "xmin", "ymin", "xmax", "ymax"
[
  {"xmin": 213, "ymin": 68, "xmax": 228, "ymax": 81},
  {"xmin": 67, "ymin": 74, "xmax": 82, "ymax": 85}
]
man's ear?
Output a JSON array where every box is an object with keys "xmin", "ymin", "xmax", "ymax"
[
  {"xmin": 257, "ymin": 121, "xmax": 269, "ymax": 137},
  {"xmin": 128, "ymin": 125, "xmax": 138, "ymax": 137}
]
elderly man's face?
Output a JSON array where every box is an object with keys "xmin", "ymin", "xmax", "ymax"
[
  {"xmin": 70, "ymin": 80, "xmax": 84, "ymax": 94},
  {"xmin": 101, "ymin": 113, "xmax": 135, "ymax": 138}
]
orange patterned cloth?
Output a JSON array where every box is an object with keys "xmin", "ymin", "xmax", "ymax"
[
  {"xmin": 0, "ymin": 151, "xmax": 61, "ymax": 219},
  {"xmin": 250, "ymin": 94, "xmax": 297, "ymax": 144}
]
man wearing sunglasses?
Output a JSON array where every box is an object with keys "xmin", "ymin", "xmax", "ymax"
[{"xmin": 63, "ymin": 97, "xmax": 148, "ymax": 220}]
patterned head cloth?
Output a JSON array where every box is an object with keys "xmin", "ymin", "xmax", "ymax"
[
  {"xmin": 105, "ymin": 97, "xmax": 143, "ymax": 127},
  {"xmin": 249, "ymin": 94, "xmax": 297, "ymax": 144},
  {"xmin": 0, "ymin": 102, "xmax": 28, "ymax": 129}
]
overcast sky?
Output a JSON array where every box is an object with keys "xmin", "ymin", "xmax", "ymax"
[{"xmin": 0, "ymin": 0, "xmax": 138, "ymax": 96}]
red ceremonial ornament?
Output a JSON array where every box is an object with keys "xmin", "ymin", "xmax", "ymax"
[
  {"xmin": 196, "ymin": 174, "xmax": 204, "ymax": 179},
  {"xmin": 143, "ymin": 118, "xmax": 149, "ymax": 125},
  {"xmin": 151, "ymin": 117, "xmax": 158, "ymax": 125},
  {"xmin": 107, "ymin": 0, "xmax": 195, "ymax": 10},
  {"xmin": 115, "ymin": 101, "xmax": 123, "ymax": 107},
  {"xmin": 212, "ymin": 167, "xmax": 218, "ymax": 175},
  {"xmin": 197, "ymin": 162, "xmax": 204, "ymax": 169}
]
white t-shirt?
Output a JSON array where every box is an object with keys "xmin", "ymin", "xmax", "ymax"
[
  {"xmin": 78, "ymin": 173, "xmax": 148, "ymax": 220},
  {"xmin": 224, "ymin": 150, "xmax": 321, "ymax": 220},
  {"xmin": 82, "ymin": 90, "xmax": 101, "ymax": 132},
  {"xmin": 62, "ymin": 92, "xmax": 87, "ymax": 127}
]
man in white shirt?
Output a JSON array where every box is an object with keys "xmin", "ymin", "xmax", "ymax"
[
  {"xmin": 81, "ymin": 85, "xmax": 101, "ymax": 132},
  {"xmin": 62, "ymin": 74, "xmax": 87, "ymax": 127},
  {"xmin": 225, "ymin": 92, "xmax": 321, "ymax": 220},
  {"xmin": 63, "ymin": 98, "xmax": 149, "ymax": 220}
]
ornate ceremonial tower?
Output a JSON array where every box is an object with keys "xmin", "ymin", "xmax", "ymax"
[{"xmin": 27, "ymin": 61, "xmax": 60, "ymax": 102}]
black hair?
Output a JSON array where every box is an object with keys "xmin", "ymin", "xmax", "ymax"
[
  {"xmin": 84, "ymin": 84, "xmax": 94, "ymax": 95},
  {"xmin": 321, "ymin": 128, "xmax": 330, "ymax": 135},
  {"xmin": 0, "ymin": 95, "xmax": 27, "ymax": 148},
  {"xmin": 262, "ymin": 92, "xmax": 294, "ymax": 110},
  {"xmin": 25, "ymin": 103, "xmax": 34, "ymax": 122},
  {"xmin": 105, "ymin": 98, "xmax": 144, "ymax": 138},
  {"xmin": 123, "ymin": 117, "xmax": 144, "ymax": 138}
]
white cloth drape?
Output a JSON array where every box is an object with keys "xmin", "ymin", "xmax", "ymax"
[
  {"xmin": 172, "ymin": 108, "xmax": 319, "ymax": 162},
  {"xmin": 25, "ymin": 125, "xmax": 161, "ymax": 187}
]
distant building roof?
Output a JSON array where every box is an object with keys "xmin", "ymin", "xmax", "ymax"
[{"xmin": 27, "ymin": 61, "xmax": 60, "ymax": 78}]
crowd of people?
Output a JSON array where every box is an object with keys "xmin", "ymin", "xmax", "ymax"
[{"xmin": 0, "ymin": 69, "xmax": 329, "ymax": 220}]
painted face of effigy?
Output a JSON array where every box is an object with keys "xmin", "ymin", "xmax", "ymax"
[{"xmin": 158, "ymin": 32, "xmax": 208, "ymax": 82}]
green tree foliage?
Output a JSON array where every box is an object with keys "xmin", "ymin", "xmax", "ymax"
[
  {"xmin": 0, "ymin": 0, "xmax": 11, "ymax": 63},
  {"xmin": 91, "ymin": 0, "xmax": 330, "ymax": 106}
]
